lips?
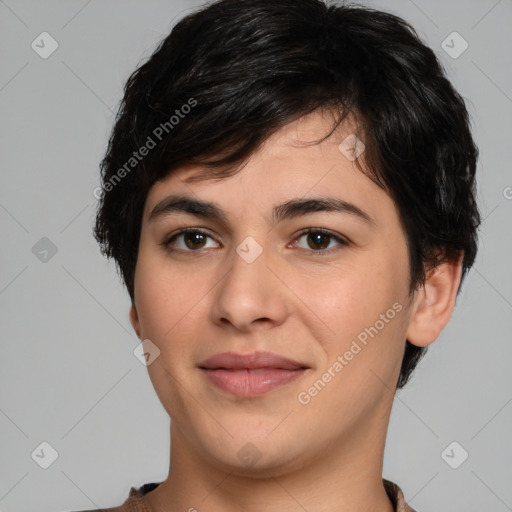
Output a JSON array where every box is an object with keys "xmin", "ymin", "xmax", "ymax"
[
  {"xmin": 198, "ymin": 351, "xmax": 310, "ymax": 398},
  {"xmin": 198, "ymin": 351, "xmax": 308, "ymax": 371}
]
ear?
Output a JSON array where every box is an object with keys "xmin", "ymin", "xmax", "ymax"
[
  {"xmin": 406, "ymin": 253, "xmax": 464, "ymax": 347},
  {"xmin": 129, "ymin": 303, "xmax": 142, "ymax": 339}
]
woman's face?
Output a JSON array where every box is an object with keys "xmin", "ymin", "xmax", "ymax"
[{"xmin": 130, "ymin": 111, "xmax": 417, "ymax": 476}]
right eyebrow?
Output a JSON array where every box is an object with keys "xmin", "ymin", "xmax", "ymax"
[{"xmin": 149, "ymin": 195, "xmax": 229, "ymax": 224}]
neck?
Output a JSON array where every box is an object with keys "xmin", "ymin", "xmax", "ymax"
[{"xmin": 144, "ymin": 415, "xmax": 394, "ymax": 512}]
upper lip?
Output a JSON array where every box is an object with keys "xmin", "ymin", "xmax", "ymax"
[{"xmin": 198, "ymin": 351, "xmax": 309, "ymax": 370}]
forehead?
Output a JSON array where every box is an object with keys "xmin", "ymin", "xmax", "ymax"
[{"xmin": 143, "ymin": 111, "xmax": 396, "ymax": 226}]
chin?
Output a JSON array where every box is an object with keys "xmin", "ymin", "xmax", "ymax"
[{"xmin": 198, "ymin": 427, "xmax": 308, "ymax": 477}]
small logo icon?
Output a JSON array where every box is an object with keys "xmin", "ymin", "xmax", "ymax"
[
  {"xmin": 236, "ymin": 236, "xmax": 263, "ymax": 264},
  {"xmin": 31, "ymin": 441, "xmax": 59, "ymax": 469},
  {"xmin": 133, "ymin": 339, "xmax": 161, "ymax": 366},
  {"xmin": 441, "ymin": 441, "xmax": 469, "ymax": 469},
  {"xmin": 237, "ymin": 442, "xmax": 262, "ymax": 467},
  {"xmin": 441, "ymin": 32, "xmax": 468, "ymax": 59},
  {"xmin": 31, "ymin": 32, "xmax": 59, "ymax": 59},
  {"xmin": 338, "ymin": 134, "xmax": 365, "ymax": 161},
  {"xmin": 32, "ymin": 237, "xmax": 58, "ymax": 263}
]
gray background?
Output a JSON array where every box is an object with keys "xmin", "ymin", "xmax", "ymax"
[{"xmin": 0, "ymin": 0, "xmax": 511, "ymax": 511}]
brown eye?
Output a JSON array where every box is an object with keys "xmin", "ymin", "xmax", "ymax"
[
  {"xmin": 164, "ymin": 229, "xmax": 218, "ymax": 252},
  {"xmin": 306, "ymin": 232, "xmax": 331, "ymax": 250},
  {"xmin": 182, "ymin": 231, "xmax": 207, "ymax": 250},
  {"xmin": 293, "ymin": 229, "xmax": 348, "ymax": 255}
]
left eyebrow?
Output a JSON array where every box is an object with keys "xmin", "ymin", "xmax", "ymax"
[
  {"xmin": 272, "ymin": 197, "xmax": 373, "ymax": 226},
  {"xmin": 148, "ymin": 194, "xmax": 374, "ymax": 227}
]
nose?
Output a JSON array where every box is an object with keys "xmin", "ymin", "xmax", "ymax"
[{"xmin": 210, "ymin": 237, "xmax": 289, "ymax": 333}]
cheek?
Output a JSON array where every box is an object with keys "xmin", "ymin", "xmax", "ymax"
[
  {"xmin": 134, "ymin": 249, "xmax": 200, "ymax": 343},
  {"xmin": 300, "ymin": 253, "xmax": 411, "ymax": 380},
  {"xmin": 307, "ymin": 259, "xmax": 407, "ymax": 333},
  {"xmin": 133, "ymin": 254, "xmax": 206, "ymax": 413},
  {"xmin": 308, "ymin": 278, "xmax": 408, "ymax": 404}
]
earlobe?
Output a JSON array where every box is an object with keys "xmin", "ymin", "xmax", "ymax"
[
  {"xmin": 406, "ymin": 254, "xmax": 464, "ymax": 347},
  {"xmin": 129, "ymin": 303, "xmax": 142, "ymax": 339}
]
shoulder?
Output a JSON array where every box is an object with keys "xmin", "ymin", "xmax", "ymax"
[
  {"xmin": 65, "ymin": 484, "xmax": 159, "ymax": 512},
  {"xmin": 383, "ymin": 479, "xmax": 419, "ymax": 512}
]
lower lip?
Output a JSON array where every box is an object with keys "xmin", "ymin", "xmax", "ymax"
[{"xmin": 200, "ymin": 368, "xmax": 307, "ymax": 398}]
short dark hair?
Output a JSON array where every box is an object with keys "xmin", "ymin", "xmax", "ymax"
[{"xmin": 94, "ymin": 0, "xmax": 480, "ymax": 388}]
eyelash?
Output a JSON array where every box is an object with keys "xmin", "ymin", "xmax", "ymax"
[{"xmin": 161, "ymin": 227, "xmax": 349, "ymax": 256}]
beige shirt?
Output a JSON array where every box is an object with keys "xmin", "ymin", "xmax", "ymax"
[{"xmin": 74, "ymin": 479, "xmax": 416, "ymax": 511}]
